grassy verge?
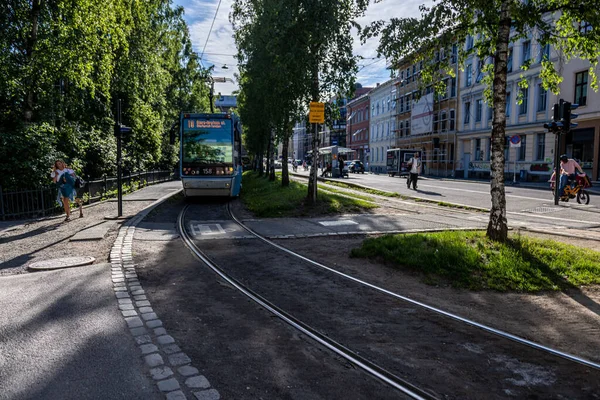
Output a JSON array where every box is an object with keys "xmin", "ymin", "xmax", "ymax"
[
  {"xmin": 242, "ymin": 171, "xmax": 377, "ymax": 217},
  {"xmin": 350, "ymin": 230, "xmax": 600, "ymax": 292}
]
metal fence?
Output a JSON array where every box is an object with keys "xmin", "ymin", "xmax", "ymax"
[{"xmin": 0, "ymin": 170, "xmax": 174, "ymax": 220}]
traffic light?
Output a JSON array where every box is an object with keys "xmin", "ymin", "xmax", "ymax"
[
  {"xmin": 562, "ymin": 101, "xmax": 578, "ymax": 130},
  {"xmin": 552, "ymin": 102, "xmax": 560, "ymax": 122},
  {"xmin": 544, "ymin": 104, "xmax": 563, "ymax": 132}
]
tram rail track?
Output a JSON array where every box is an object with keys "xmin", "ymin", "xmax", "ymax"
[
  {"xmin": 177, "ymin": 200, "xmax": 600, "ymax": 398},
  {"xmin": 224, "ymin": 203, "xmax": 600, "ymax": 372},
  {"xmin": 178, "ymin": 203, "xmax": 436, "ymax": 399}
]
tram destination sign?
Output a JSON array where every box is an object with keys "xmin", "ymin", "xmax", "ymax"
[{"xmin": 185, "ymin": 119, "xmax": 227, "ymax": 129}]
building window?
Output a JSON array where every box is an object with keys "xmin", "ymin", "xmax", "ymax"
[
  {"xmin": 450, "ymin": 77, "xmax": 456, "ymax": 97},
  {"xmin": 519, "ymin": 87, "xmax": 528, "ymax": 115},
  {"xmin": 406, "ymin": 94, "xmax": 411, "ymax": 111},
  {"xmin": 522, "ymin": 40, "xmax": 531, "ymax": 66},
  {"xmin": 464, "ymin": 101, "xmax": 471, "ymax": 124},
  {"xmin": 449, "ymin": 109, "xmax": 455, "ymax": 131},
  {"xmin": 538, "ymin": 43, "xmax": 550, "ymax": 63},
  {"xmin": 451, "ymin": 44, "xmax": 458, "ymax": 63},
  {"xmin": 518, "ymin": 135, "xmax": 526, "ymax": 161},
  {"xmin": 504, "ymin": 136, "xmax": 510, "ymax": 161},
  {"xmin": 537, "ymin": 82, "xmax": 547, "ymax": 112},
  {"xmin": 440, "ymin": 111, "xmax": 448, "ymax": 132},
  {"xmin": 536, "ymin": 133, "xmax": 545, "ymax": 160},
  {"xmin": 475, "ymin": 99, "xmax": 483, "ymax": 122},
  {"xmin": 466, "ymin": 64, "xmax": 472, "ymax": 86},
  {"xmin": 406, "ymin": 119, "xmax": 411, "ymax": 136},
  {"xmin": 506, "ymin": 92, "xmax": 511, "ymax": 117},
  {"xmin": 371, "ymin": 104, "xmax": 374, "ymax": 117},
  {"xmin": 475, "ymin": 138, "xmax": 483, "ymax": 161},
  {"xmin": 575, "ymin": 71, "xmax": 588, "ymax": 106},
  {"xmin": 466, "ymin": 35, "xmax": 474, "ymax": 50},
  {"xmin": 485, "ymin": 138, "xmax": 491, "ymax": 161},
  {"xmin": 476, "ymin": 60, "xmax": 484, "ymax": 83},
  {"xmin": 578, "ymin": 21, "xmax": 593, "ymax": 34},
  {"xmin": 399, "ymin": 97, "xmax": 404, "ymax": 113},
  {"xmin": 507, "ymin": 48, "xmax": 513, "ymax": 72},
  {"xmin": 433, "ymin": 112, "xmax": 439, "ymax": 133}
]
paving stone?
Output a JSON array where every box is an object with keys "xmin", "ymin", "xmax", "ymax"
[
  {"xmin": 162, "ymin": 344, "xmax": 181, "ymax": 355},
  {"xmin": 130, "ymin": 327, "xmax": 148, "ymax": 336},
  {"xmin": 193, "ymin": 389, "xmax": 220, "ymax": 400},
  {"xmin": 177, "ymin": 366, "xmax": 199, "ymax": 377},
  {"xmin": 115, "ymin": 292, "xmax": 130, "ymax": 299},
  {"xmin": 140, "ymin": 343, "xmax": 159, "ymax": 355},
  {"xmin": 131, "ymin": 290, "xmax": 145, "ymax": 296},
  {"xmin": 113, "ymin": 287, "xmax": 128, "ymax": 292},
  {"xmin": 128, "ymin": 279, "xmax": 140, "ymax": 285},
  {"xmin": 113, "ymin": 282, "xmax": 127, "ymax": 288},
  {"xmin": 142, "ymin": 312, "xmax": 158, "ymax": 321},
  {"xmin": 129, "ymin": 285, "xmax": 143, "ymax": 292},
  {"xmin": 135, "ymin": 335, "xmax": 152, "ymax": 345},
  {"xmin": 121, "ymin": 310, "xmax": 137, "ymax": 317},
  {"xmin": 150, "ymin": 366, "xmax": 174, "ymax": 381},
  {"xmin": 112, "ymin": 278, "xmax": 125, "ymax": 283},
  {"xmin": 125, "ymin": 316, "xmax": 144, "ymax": 328},
  {"xmin": 168, "ymin": 353, "xmax": 191, "ymax": 366},
  {"xmin": 154, "ymin": 327, "xmax": 167, "ymax": 336},
  {"xmin": 119, "ymin": 304, "xmax": 135, "ymax": 311},
  {"xmin": 166, "ymin": 391, "xmax": 187, "ymax": 400},
  {"xmin": 146, "ymin": 319, "xmax": 163, "ymax": 329},
  {"xmin": 125, "ymin": 274, "xmax": 137, "ymax": 279},
  {"xmin": 144, "ymin": 353, "xmax": 164, "ymax": 368},
  {"xmin": 134, "ymin": 295, "xmax": 148, "ymax": 301},
  {"xmin": 157, "ymin": 378, "xmax": 180, "ymax": 392},
  {"xmin": 156, "ymin": 335, "xmax": 175, "ymax": 345},
  {"xmin": 139, "ymin": 306, "xmax": 154, "ymax": 314},
  {"xmin": 185, "ymin": 375, "xmax": 210, "ymax": 389},
  {"xmin": 118, "ymin": 298, "xmax": 133, "ymax": 304}
]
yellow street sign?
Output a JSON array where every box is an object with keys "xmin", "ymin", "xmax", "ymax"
[{"xmin": 309, "ymin": 102, "xmax": 325, "ymax": 123}]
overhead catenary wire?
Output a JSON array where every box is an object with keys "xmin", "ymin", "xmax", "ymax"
[{"xmin": 199, "ymin": 0, "xmax": 224, "ymax": 67}]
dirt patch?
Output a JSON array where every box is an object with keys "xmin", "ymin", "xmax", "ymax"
[{"xmin": 277, "ymin": 235, "xmax": 600, "ymax": 364}]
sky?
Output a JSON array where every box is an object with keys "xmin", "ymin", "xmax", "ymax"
[{"xmin": 173, "ymin": 0, "xmax": 431, "ymax": 95}]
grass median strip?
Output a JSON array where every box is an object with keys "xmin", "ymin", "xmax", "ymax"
[
  {"xmin": 350, "ymin": 230, "xmax": 600, "ymax": 292},
  {"xmin": 242, "ymin": 171, "xmax": 377, "ymax": 217},
  {"xmin": 324, "ymin": 180, "xmax": 403, "ymax": 198}
]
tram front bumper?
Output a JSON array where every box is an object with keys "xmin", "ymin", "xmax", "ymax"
[{"xmin": 183, "ymin": 178, "xmax": 233, "ymax": 196}]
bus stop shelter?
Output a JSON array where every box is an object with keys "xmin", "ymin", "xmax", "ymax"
[{"xmin": 309, "ymin": 145, "xmax": 355, "ymax": 177}]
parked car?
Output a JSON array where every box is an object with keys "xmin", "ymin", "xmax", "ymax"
[
  {"xmin": 274, "ymin": 160, "xmax": 282, "ymax": 169},
  {"xmin": 349, "ymin": 160, "xmax": 365, "ymax": 174}
]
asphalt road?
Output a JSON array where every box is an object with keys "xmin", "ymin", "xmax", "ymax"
[{"xmin": 291, "ymin": 168, "xmax": 600, "ymax": 229}]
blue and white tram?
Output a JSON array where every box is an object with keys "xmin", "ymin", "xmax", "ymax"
[{"xmin": 179, "ymin": 112, "xmax": 243, "ymax": 197}]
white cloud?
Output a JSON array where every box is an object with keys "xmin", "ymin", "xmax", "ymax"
[{"xmin": 175, "ymin": 0, "xmax": 431, "ymax": 95}]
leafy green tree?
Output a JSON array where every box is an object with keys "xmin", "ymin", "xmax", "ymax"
[{"xmin": 365, "ymin": 0, "xmax": 600, "ymax": 241}]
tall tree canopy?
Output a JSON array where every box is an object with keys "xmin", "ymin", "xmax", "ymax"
[
  {"xmin": 232, "ymin": 0, "xmax": 369, "ymax": 197},
  {"xmin": 0, "ymin": 0, "xmax": 210, "ymax": 189},
  {"xmin": 364, "ymin": 0, "xmax": 600, "ymax": 241}
]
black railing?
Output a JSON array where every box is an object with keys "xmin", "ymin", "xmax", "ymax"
[{"xmin": 0, "ymin": 170, "xmax": 174, "ymax": 220}]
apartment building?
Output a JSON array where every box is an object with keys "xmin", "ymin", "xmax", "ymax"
[
  {"xmin": 369, "ymin": 80, "xmax": 397, "ymax": 173},
  {"xmin": 346, "ymin": 92, "xmax": 370, "ymax": 165},
  {"xmin": 457, "ymin": 30, "xmax": 600, "ymax": 181},
  {"xmin": 393, "ymin": 47, "xmax": 459, "ymax": 177}
]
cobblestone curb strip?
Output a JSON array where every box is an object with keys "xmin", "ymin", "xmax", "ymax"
[{"xmin": 109, "ymin": 189, "xmax": 221, "ymax": 400}]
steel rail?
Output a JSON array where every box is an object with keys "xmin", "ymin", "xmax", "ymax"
[
  {"xmin": 227, "ymin": 203, "xmax": 600, "ymax": 372},
  {"xmin": 178, "ymin": 204, "xmax": 437, "ymax": 400}
]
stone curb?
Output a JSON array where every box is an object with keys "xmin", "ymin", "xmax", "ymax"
[{"xmin": 109, "ymin": 187, "xmax": 221, "ymax": 400}]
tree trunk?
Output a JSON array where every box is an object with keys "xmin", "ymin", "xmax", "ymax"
[
  {"xmin": 487, "ymin": 0, "xmax": 511, "ymax": 242},
  {"xmin": 264, "ymin": 136, "xmax": 271, "ymax": 178},
  {"xmin": 307, "ymin": 59, "xmax": 320, "ymax": 204},
  {"xmin": 269, "ymin": 131, "xmax": 276, "ymax": 181},
  {"xmin": 24, "ymin": 0, "xmax": 42, "ymax": 122},
  {"xmin": 281, "ymin": 133, "xmax": 290, "ymax": 187}
]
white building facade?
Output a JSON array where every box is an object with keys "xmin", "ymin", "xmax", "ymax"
[{"xmin": 369, "ymin": 80, "xmax": 397, "ymax": 173}]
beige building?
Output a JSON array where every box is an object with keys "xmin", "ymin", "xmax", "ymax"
[
  {"xmin": 456, "ymin": 30, "xmax": 600, "ymax": 181},
  {"xmin": 393, "ymin": 46, "xmax": 460, "ymax": 177}
]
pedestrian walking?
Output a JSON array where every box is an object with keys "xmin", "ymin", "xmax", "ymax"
[
  {"xmin": 51, "ymin": 160, "xmax": 77, "ymax": 221},
  {"xmin": 406, "ymin": 152, "xmax": 422, "ymax": 190}
]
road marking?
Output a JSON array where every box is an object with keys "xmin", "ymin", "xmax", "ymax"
[
  {"xmin": 318, "ymin": 220, "xmax": 359, "ymax": 226},
  {"xmin": 190, "ymin": 223, "xmax": 226, "ymax": 236},
  {"xmin": 417, "ymin": 183, "xmax": 547, "ymax": 202}
]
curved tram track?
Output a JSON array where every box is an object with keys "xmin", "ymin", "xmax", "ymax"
[{"xmin": 178, "ymin": 201, "xmax": 600, "ymax": 399}]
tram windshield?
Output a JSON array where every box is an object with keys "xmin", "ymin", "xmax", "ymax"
[{"xmin": 182, "ymin": 118, "xmax": 233, "ymax": 164}]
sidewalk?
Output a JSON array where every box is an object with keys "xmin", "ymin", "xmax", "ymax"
[{"xmin": 0, "ymin": 180, "xmax": 182, "ymax": 400}]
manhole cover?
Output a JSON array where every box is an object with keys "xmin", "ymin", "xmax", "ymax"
[
  {"xmin": 28, "ymin": 256, "xmax": 96, "ymax": 271},
  {"xmin": 521, "ymin": 206, "xmax": 562, "ymax": 214}
]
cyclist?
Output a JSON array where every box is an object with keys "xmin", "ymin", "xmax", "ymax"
[{"xmin": 558, "ymin": 154, "xmax": 584, "ymax": 200}]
